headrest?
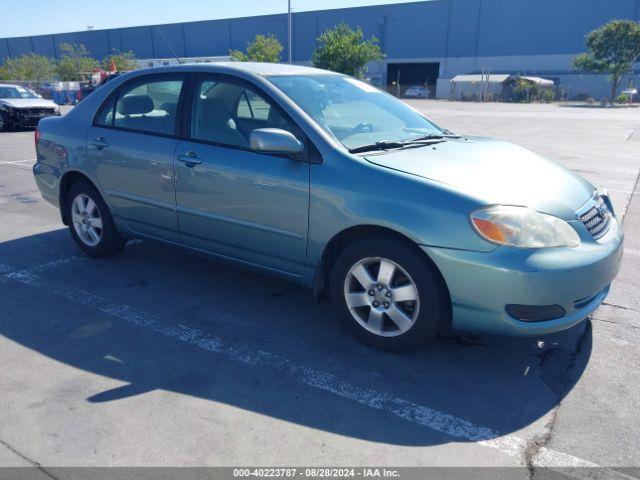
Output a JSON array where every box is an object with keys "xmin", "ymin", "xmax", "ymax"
[
  {"xmin": 117, "ymin": 95, "xmax": 154, "ymax": 116},
  {"xmin": 160, "ymin": 102, "xmax": 177, "ymax": 117},
  {"xmin": 200, "ymin": 98, "xmax": 225, "ymax": 115},
  {"xmin": 199, "ymin": 98, "xmax": 229, "ymax": 125}
]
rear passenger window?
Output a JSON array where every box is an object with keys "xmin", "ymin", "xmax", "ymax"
[
  {"xmin": 95, "ymin": 95, "xmax": 115, "ymax": 127},
  {"xmin": 112, "ymin": 78, "xmax": 183, "ymax": 135}
]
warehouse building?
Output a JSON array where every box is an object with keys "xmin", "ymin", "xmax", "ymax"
[{"xmin": 1, "ymin": 0, "xmax": 639, "ymax": 100}]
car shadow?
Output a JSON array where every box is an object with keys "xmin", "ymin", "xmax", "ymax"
[{"xmin": 0, "ymin": 229, "xmax": 592, "ymax": 447}]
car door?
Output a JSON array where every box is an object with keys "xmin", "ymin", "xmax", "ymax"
[
  {"xmin": 174, "ymin": 74, "xmax": 310, "ymax": 275},
  {"xmin": 85, "ymin": 74, "xmax": 186, "ymax": 242}
]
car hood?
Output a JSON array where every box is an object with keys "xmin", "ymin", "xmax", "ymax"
[
  {"xmin": 365, "ymin": 137, "xmax": 594, "ymax": 220},
  {"xmin": 0, "ymin": 98, "xmax": 58, "ymax": 109}
]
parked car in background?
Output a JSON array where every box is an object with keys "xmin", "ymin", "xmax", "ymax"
[
  {"xmin": 404, "ymin": 85, "xmax": 428, "ymax": 98},
  {"xmin": 0, "ymin": 84, "xmax": 60, "ymax": 131},
  {"xmin": 33, "ymin": 63, "xmax": 623, "ymax": 351}
]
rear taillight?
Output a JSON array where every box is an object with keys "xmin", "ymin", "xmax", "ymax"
[{"xmin": 35, "ymin": 127, "xmax": 40, "ymax": 149}]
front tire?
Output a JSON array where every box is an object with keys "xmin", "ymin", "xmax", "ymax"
[
  {"xmin": 0, "ymin": 112, "xmax": 11, "ymax": 132},
  {"xmin": 66, "ymin": 182, "xmax": 125, "ymax": 258},
  {"xmin": 330, "ymin": 236, "xmax": 449, "ymax": 352}
]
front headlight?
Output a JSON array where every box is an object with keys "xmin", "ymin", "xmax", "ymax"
[{"xmin": 470, "ymin": 205, "xmax": 580, "ymax": 248}]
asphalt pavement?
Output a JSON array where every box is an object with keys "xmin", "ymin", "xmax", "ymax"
[{"xmin": 0, "ymin": 101, "xmax": 638, "ymax": 478}]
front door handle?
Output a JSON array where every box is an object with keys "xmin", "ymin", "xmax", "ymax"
[
  {"xmin": 91, "ymin": 137, "xmax": 109, "ymax": 150},
  {"xmin": 177, "ymin": 151, "xmax": 203, "ymax": 167}
]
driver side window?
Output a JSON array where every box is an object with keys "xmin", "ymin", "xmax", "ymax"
[
  {"xmin": 191, "ymin": 78, "xmax": 295, "ymax": 148},
  {"xmin": 237, "ymin": 91, "xmax": 271, "ymax": 121}
]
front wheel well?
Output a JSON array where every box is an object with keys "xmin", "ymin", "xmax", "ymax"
[
  {"xmin": 314, "ymin": 225, "xmax": 451, "ymax": 326},
  {"xmin": 59, "ymin": 171, "xmax": 95, "ymax": 225}
]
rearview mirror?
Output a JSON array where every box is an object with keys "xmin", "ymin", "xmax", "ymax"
[{"xmin": 250, "ymin": 128, "xmax": 303, "ymax": 154}]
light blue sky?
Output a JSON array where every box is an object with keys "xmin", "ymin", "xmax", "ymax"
[{"xmin": 0, "ymin": 0, "xmax": 421, "ymax": 38}]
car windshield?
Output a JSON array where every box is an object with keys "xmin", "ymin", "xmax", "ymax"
[
  {"xmin": 267, "ymin": 74, "xmax": 443, "ymax": 150},
  {"xmin": 0, "ymin": 86, "xmax": 39, "ymax": 99}
]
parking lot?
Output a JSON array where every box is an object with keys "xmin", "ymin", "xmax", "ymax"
[{"xmin": 1, "ymin": 101, "xmax": 639, "ymax": 476}]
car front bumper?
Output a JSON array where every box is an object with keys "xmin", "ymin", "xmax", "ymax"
[
  {"xmin": 422, "ymin": 217, "xmax": 624, "ymax": 336},
  {"xmin": 7, "ymin": 108, "xmax": 59, "ymax": 128}
]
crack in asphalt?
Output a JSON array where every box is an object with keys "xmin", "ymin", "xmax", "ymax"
[
  {"xmin": 622, "ymin": 167, "xmax": 640, "ymax": 220},
  {"xmin": 591, "ymin": 316, "xmax": 640, "ymax": 330},
  {"xmin": 524, "ymin": 321, "xmax": 591, "ymax": 477},
  {"xmin": 602, "ymin": 302, "xmax": 639, "ymax": 313},
  {"xmin": 0, "ymin": 438, "xmax": 60, "ymax": 480},
  {"xmin": 525, "ymin": 160, "xmax": 639, "ymax": 474},
  {"xmin": 524, "ymin": 410, "xmax": 559, "ymax": 479}
]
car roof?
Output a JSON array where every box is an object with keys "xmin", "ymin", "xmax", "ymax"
[
  {"xmin": 0, "ymin": 83, "xmax": 21, "ymax": 88},
  {"xmin": 131, "ymin": 62, "xmax": 339, "ymax": 77}
]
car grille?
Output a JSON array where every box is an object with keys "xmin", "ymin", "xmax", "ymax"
[
  {"xmin": 578, "ymin": 193, "xmax": 611, "ymax": 239},
  {"xmin": 22, "ymin": 107, "xmax": 56, "ymax": 116}
]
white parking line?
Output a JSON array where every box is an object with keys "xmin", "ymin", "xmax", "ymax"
[
  {"xmin": 0, "ymin": 256, "xmax": 80, "ymax": 285},
  {"xmin": 625, "ymin": 248, "xmax": 640, "ymax": 256},
  {"xmin": 2, "ymin": 259, "xmax": 634, "ymax": 478},
  {"xmin": 0, "ymin": 159, "xmax": 35, "ymax": 165}
]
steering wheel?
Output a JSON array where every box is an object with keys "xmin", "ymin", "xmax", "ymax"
[{"xmin": 352, "ymin": 122, "xmax": 373, "ymax": 134}]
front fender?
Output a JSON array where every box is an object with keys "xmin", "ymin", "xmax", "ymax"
[{"xmin": 307, "ymin": 151, "xmax": 495, "ymax": 270}]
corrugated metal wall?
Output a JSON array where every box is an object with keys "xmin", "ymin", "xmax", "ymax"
[{"xmin": 1, "ymin": 0, "xmax": 638, "ymax": 63}]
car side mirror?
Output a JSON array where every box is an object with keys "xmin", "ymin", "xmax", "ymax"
[{"xmin": 250, "ymin": 128, "xmax": 303, "ymax": 154}]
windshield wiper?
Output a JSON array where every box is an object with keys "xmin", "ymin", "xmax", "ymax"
[
  {"xmin": 408, "ymin": 132, "xmax": 461, "ymax": 141},
  {"xmin": 349, "ymin": 131, "xmax": 463, "ymax": 154},
  {"xmin": 349, "ymin": 140, "xmax": 407, "ymax": 154},
  {"xmin": 348, "ymin": 136, "xmax": 448, "ymax": 154}
]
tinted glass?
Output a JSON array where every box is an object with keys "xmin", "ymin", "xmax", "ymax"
[
  {"xmin": 95, "ymin": 95, "xmax": 115, "ymax": 127},
  {"xmin": 191, "ymin": 78, "xmax": 294, "ymax": 148},
  {"xmin": 237, "ymin": 90, "xmax": 271, "ymax": 121},
  {"xmin": 113, "ymin": 78, "xmax": 183, "ymax": 135},
  {"xmin": 268, "ymin": 74, "xmax": 443, "ymax": 149}
]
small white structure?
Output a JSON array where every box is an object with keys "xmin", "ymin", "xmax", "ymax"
[
  {"xmin": 449, "ymin": 74, "xmax": 513, "ymax": 101},
  {"xmin": 520, "ymin": 76, "xmax": 555, "ymax": 88},
  {"xmin": 621, "ymin": 88, "xmax": 637, "ymax": 103},
  {"xmin": 448, "ymin": 74, "xmax": 555, "ymax": 101}
]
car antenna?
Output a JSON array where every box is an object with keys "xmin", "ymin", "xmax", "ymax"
[{"xmin": 155, "ymin": 26, "xmax": 183, "ymax": 64}]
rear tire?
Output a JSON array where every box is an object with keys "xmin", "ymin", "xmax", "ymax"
[
  {"xmin": 330, "ymin": 235, "xmax": 449, "ymax": 352},
  {"xmin": 66, "ymin": 182, "xmax": 125, "ymax": 258}
]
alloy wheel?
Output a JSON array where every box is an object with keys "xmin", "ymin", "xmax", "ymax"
[
  {"xmin": 343, "ymin": 257, "xmax": 420, "ymax": 337},
  {"xmin": 71, "ymin": 194, "xmax": 103, "ymax": 247}
]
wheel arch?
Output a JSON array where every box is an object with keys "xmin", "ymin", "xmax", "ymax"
[
  {"xmin": 59, "ymin": 170, "xmax": 99, "ymax": 225},
  {"xmin": 313, "ymin": 224, "xmax": 452, "ymax": 327}
]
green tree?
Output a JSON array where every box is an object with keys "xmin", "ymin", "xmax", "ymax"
[
  {"xmin": 0, "ymin": 53, "xmax": 56, "ymax": 81},
  {"xmin": 573, "ymin": 19, "xmax": 640, "ymax": 103},
  {"xmin": 311, "ymin": 22, "xmax": 383, "ymax": 78},
  {"xmin": 230, "ymin": 34, "xmax": 283, "ymax": 63},
  {"xmin": 102, "ymin": 50, "xmax": 138, "ymax": 71},
  {"xmin": 511, "ymin": 78, "xmax": 539, "ymax": 103},
  {"xmin": 55, "ymin": 43, "xmax": 99, "ymax": 81}
]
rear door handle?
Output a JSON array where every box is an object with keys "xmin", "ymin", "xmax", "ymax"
[
  {"xmin": 91, "ymin": 136, "xmax": 109, "ymax": 149},
  {"xmin": 177, "ymin": 151, "xmax": 203, "ymax": 167}
]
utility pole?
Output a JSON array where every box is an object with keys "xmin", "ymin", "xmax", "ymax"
[{"xmin": 288, "ymin": 0, "xmax": 293, "ymax": 64}]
